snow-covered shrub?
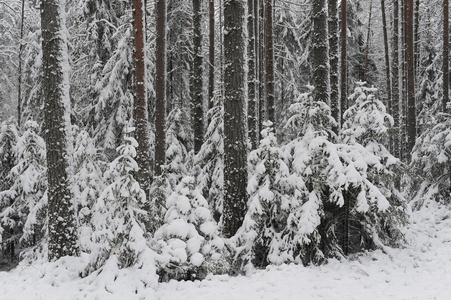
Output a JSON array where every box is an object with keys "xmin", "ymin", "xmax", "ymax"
[
  {"xmin": 153, "ymin": 176, "xmax": 226, "ymax": 281},
  {"xmin": 87, "ymin": 129, "xmax": 156, "ymax": 284},
  {"xmin": 234, "ymin": 121, "xmax": 306, "ymax": 268},
  {"xmin": 0, "ymin": 120, "xmax": 47, "ymax": 255},
  {"xmin": 195, "ymin": 105, "xmax": 224, "ymax": 222},
  {"xmin": 71, "ymin": 129, "xmax": 106, "ymax": 252}
]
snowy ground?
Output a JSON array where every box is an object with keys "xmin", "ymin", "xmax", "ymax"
[{"xmin": 1, "ymin": 200, "xmax": 451, "ymax": 300}]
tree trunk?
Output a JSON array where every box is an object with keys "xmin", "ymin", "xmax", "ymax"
[
  {"xmin": 193, "ymin": 0, "xmax": 204, "ymax": 154},
  {"xmin": 18, "ymin": 0, "xmax": 25, "ymax": 127},
  {"xmin": 155, "ymin": 0, "xmax": 166, "ymax": 176},
  {"xmin": 340, "ymin": 0, "xmax": 347, "ymax": 126},
  {"xmin": 41, "ymin": 0, "xmax": 78, "ymax": 261},
  {"xmin": 364, "ymin": 0, "xmax": 373, "ymax": 83},
  {"xmin": 405, "ymin": 0, "xmax": 416, "ymax": 160},
  {"xmin": 381, "ymin": 0, "xmax": 392, "ymax": 115},
  {"xmin": 392, "ymin": 0, "xmax": 400, "ymax": 158},
  {"xmin": 444, "ymin": 0, "xmax": 449, "ymax": 112},
  {"xmin": 223, "ymin": 0, "xmax": 248, "ymax": 238},
  {"xmin": 248, "ymin": 0, "xmax": 258, "ymax": 149},
  {"xmin": 132, "ymin": 0, "xmax": 151, "ymax": 195},
  {"xmin": 329, "ymin": 0, "xmax": 339, "ymax": 130},
  {"xmin": 265, "ymin": 0, "xmax": 275, "ymax": 125},
  {"xmin": 414, "ymin": 0, "xmax": 420, "ymax": 71},
  {"xmin": 258, "ymin": 0, "xmax": 265, "ymax": 140},
  {"xmin": 209, "ymin": 0, "xmax": 215, "ymax": 108},
  {"xmin": 312, "ymin": 0, "xmax": 330, "ymax": 104}
]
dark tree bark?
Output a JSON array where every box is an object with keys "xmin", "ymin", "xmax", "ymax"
[
  {"xmin": 414, "ymin": 0, "xmax": 420, "ymax": 71},
  {"xmin": 312, "ymin": 0, "xmax": 330, "ymax": 104},
  {"xmin": 223, "ymin": 0, "xmax": 248, "ymax": 238},
  {"xmin": 155, "ymin": 0, "xmax": 166, "ymax": 176},
  {"xmin": 18, "ymin": 0, "xmax": 25, "ymax": 126},
  {"xmin": 329, "ymin": 0, "xmax": 339, "ymax": 129},
  {"xmin": 405, "ymin": 0, "xmax": 416, "ymax": 160},
  {"xmin": 258, "ymin": 0, "xmax": 265, "ymax": 140},
  {"xmin": 364, "ymin": 0, "xmax": 373, "ymax": 83},
  {"xmin": 340, "ymin": 0, "xmax": 347, "ymax": 126},
  {"xmin": 248, "ymin": 0, "xmax": 258, "ymax": 149},
  {"xmin": 392, "ymin": 0, "xmax": 400, "ymax": 158},
  {"xmin": 444, "ymin": 0, "xmax": 449, "ymax": 112},
  {"xmin": 193, "ymin": 0, "xmax": 204, "ymax": 154},
  {"xmin": 41, "ymin": 0, "xmax": 78, "ymax": 260},
  {"xmin": 381, "ymin": 0, "xmax": 392, "ymax": 115},
  {"xmin": 132, "ymin": 0, "xmax": 151, "ymax": 195},
  {"xmin": 209, "ymin": 0, "xmax": 215, "ymax": 108},
  {"xmin": 265, "ymin": 0, "xmax": 275, "ymax": 125}
]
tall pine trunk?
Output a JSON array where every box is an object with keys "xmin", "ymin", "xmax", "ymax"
[
  {"xmin": 209, "ymin": 0, "xmax": 215, "ymax": 108},
  {"xmin": 132, "ymin": 0, "xmax": 151, "ymax": 195},
  {"xmin": 392, "ymin": 0, "xmax": 400, "ymax": 158},
  {"xmin": 155, "ymin": 0, "xmax": 166, "ymax": 176},
  {"xmin": 340, "ymin": 0, "xmax": 347, "ymax": 126},
  {"xmin": 312, "ymin": 0, "xmax": 329, "ymax": 104},
  {"xmin": 265, "ymin": 0, "xmax": 275, "ymax": 125},
  {"xmin": 405, "ymin": 0, "xmax": 416, "ymax": 160},
  {"xmin": 248, "ymin": 0, "xmax": 258, "ymax": 149},
  {"xmin": 223, "ymin": 0, "xmax": 248, "ymax": 238},
  {"xmin": 41, "ymin": 0, "xmax": 78, "ymax": 260},
  {"xmin": 329, "ymin": 0, "xmax": 339, "ymax": 130},
  {"xmin": 444, "ymin": 0, "xmax": 449, "ymax": 112},
  {"xmin": 193, "ymin": 0, "xmax": 204, "ymax": 154},
  {"xmin": 381, "ymin": 0, "xmax": 392, "ymax": 115}
]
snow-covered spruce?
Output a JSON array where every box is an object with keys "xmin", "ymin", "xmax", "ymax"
[
  {"xmin": 0, "ymin": 120, "xmax": 19, "ymax": 253},
  {"xmin": 341, "ymin": 83, "xmax": 408, "ymax": 248},
  {"xmin": 148, "ymin": 106, "xmax": 192, "ymax": 233},
  {"xmin": 282, "ymin": 87, "xmax": 407, "ymax": 262},
  {"xmin": 153, "ymin": 176, "xmax": 226, "ymax": 281},
  {"xmin": 233, "ymin": 121, "xmax": 306, "ymax": 268},
  {"xmin": 86, "ymin": 129, "xmax": 157, "ymax": 288},
  {"xmin": 0, "ymin": 120, "xmax": 47, "ymax": 258},
  {"xmin": 410, "ymin": 111, "xmax": 451, "ymax": 207},
  {"xmin": 195, "ymin": 105, "xmax": 224, "ymax": 223},
  {"xmin": 71, "ymin": 129, "xmax": 106, "ymax": 252}
]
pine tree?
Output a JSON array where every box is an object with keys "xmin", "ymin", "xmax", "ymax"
[
  {"xmin": 0, "ymin": 119, "xmax": 19, "ymax": 259},
  {"xmin": 41, "ymin": 0, "xmax": 78, "ymax": 260},
  {"xmin": 234, "ymin": 122, "xmax": 306, "ymax": 268},
  {"xmin": 195, "ymin": 105, "xmax": 224, "ymax": 223},
  {"xmin": 88, "ymin": 129, "xmax": 156, "ymax": 275},
  {"xmin": 223, "ymin": 0, "xmax": 248, "ymax": 238},
  {"xmin": 72, "ymin": 129, "xmax": 106, "ymax": 252},
  {"xmin": 0, "ymin": 121, "xmax": 47, "ymax": 257}
]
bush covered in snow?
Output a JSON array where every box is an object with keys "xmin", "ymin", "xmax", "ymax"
[{"xmin": 153, "ymin": 176, "xmax": 226, "ymax": 281}]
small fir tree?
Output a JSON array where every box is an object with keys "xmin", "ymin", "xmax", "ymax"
[
  {"xmin": 153, "ymin": 176, "xmax": 225, "ymax": 281},
  {"xmin": 87, "ymin": 128, "xmax": 156, "ymax": 278},
  {"xmin": 0, "ymin": 120, "xmax": 19, "ymax": 258},
  {"xmin": 0, "ymin": 121, "xmax": 47, "ymax": 256},
  {"xmin": 234, "ymin": 121, "xmax": 306, "ymax": 268},
  {"xmin": 195, "ymin": 105, "xmax": 224, "ymax": 222},
  {"xmin": 72, "ymin": 129, "xmax": 106, "ymax": 252}
]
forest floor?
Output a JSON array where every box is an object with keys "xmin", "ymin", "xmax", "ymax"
[{"xmin": 0, "ymin": 199, "xmax": 450, "ymax": 300}]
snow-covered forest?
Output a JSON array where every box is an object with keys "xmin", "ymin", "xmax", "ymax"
[{"xmin": 0, "ymin": 0, "xmax": 450, "ymax": 298}]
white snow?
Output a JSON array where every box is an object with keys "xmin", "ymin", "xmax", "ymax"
[{"xmin": 1, "ymin": 200, "xmax": 451, "ymax": 299}]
